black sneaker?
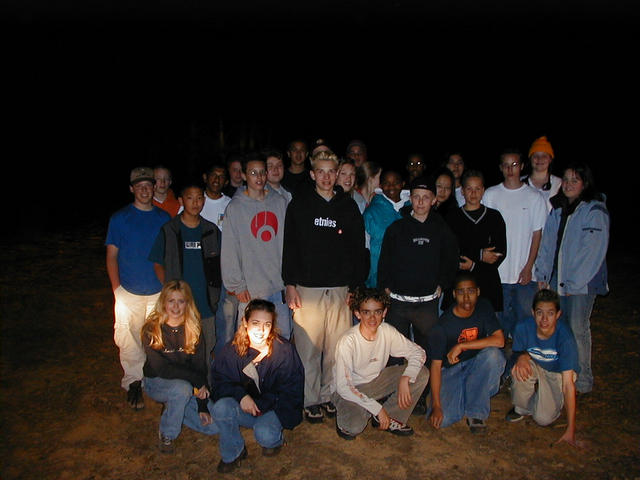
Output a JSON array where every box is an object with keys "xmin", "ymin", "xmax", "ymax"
[
  {"xmin": 158, "ymin": 433, "xmax": 175, "ymax": 454},
  {"xmin": 127, "ymin": 380, "xmax": 144, "ymax": 410},
  {"xmin": 336, "ymin": 423, "xmax": 356, "ymax": 441},
  {"xmin": 304, "ymin": 405, "xmax": 324, "ymax": 423},
  {"xmin": 505, "ymin": 407, "xmax": 526, "ymax": 423},
  {"xmin": 466, "ymin": 417, "xmax": 487, "ymax": 434},
  {"xmin": 321, "ymin": 401, "xmax": 337, "ymax": 418},
  {"xmin": 371, "ymin": 415, "xmax": 414, "ymax": 436},
  {"xmin": 217, "ymin": 446, "xmax": 247, "ymax": 473}
]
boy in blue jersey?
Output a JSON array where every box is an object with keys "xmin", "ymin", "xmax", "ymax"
[
  {"xmin": 507, "ymin": 289, "xmax": 581, "ymax": 447},
  {"xmin": 106, "ymin": 167, "xmax": 171, "ymax": 409}
]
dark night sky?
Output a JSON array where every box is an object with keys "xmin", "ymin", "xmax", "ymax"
[{"xmin": 6, "ymin": 0, "xmax": 637, "ymax": 245}]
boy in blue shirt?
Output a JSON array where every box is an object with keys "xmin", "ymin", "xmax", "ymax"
[
  {"xmin": 149, "ymin": 183, "xmax": 222, "ymax": 363},
  {"xmin": 507, "ymin": 289, "xmax": 581, "ymax": 447},
  {"xmin": 106, "ymin": 167, "xmax": 171, "ymax": 409}
]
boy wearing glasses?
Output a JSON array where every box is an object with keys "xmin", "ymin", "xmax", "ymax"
[
  {"xmin": 332, "ymin": 288, "xmax": 429, "ymax": 439},
  {"xmin": 427, "ymin": 272, "xmax": 505, "ymax": 434},
  {"xmin": 482, "ymin": 149, "xmax": 547, "ymax": 341},
  {"xmin": 106, "ymin": 167, "xmax": 171, "ymax": 409},
  {"xmin": 221, "ymin": 152, "xmax": 292, "ymax": 340}
]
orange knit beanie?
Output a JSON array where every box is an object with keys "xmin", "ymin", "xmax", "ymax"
[{"xmin": 528, "ymin": 136, "xmax": 554, "ymax": 158}]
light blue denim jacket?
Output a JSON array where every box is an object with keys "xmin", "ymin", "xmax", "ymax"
[{"xmin": 535, "ymin": 200, "xmax": 609, "ymax": 296}]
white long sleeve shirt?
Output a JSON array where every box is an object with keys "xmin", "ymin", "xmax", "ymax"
[{"xmin": 333, "ymin": 322, "xmax": 426, "ymax": 415}]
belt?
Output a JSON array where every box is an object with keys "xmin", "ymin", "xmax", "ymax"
[{"xmin": 389, "ymin": 290, "xmax": 440, "ymax": 303}]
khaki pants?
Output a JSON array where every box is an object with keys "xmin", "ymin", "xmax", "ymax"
[
  {"xmin": 292, "ymin": 286, "xmax": 351, "ymax": 407},
  {"xmin": 511, "ymin": 358, "xmax": 574, "ymax": 426},
  {"xmin": 333, "ymin": 365, "xmax": 429, "ymax": 435},
  {"xmin": 113, "ymin": 286, "xmax": 159, "ymax": 390}
]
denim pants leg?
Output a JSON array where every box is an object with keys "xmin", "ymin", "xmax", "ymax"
[
  {"xmin": 463, "ymin": 347, "xmax": 505, "ymax": 419},
  {"xmin": 143, "ymin": 377, "xmax": 193, "ymax": 440},
  {"xmin": 267, "ymin": 291, "xmax": 293, "ymax": 340},
  {"xmin": 560, "ymin": 293, "xmax": 595, "ymax": 393},
  {"xmin": 181, "ymin": 396, "xmax": 220, "ymax": 436},
  {"xmin": 214, "ymin": 291, "xmax": 239, "ymax": 356},
  {"xmin": 212, "ymin": 397, "xmax": 283, "ymax": 462}
]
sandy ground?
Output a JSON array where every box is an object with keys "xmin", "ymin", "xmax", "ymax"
[{"xmin": 1, "ymin": 222, "xmax": 638, "ymax": 480}]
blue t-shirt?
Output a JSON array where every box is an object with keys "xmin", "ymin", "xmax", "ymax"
[
  {"xmin": 512, "ymin": 317, "xmax": 580, "ymax": 373},
  {"xmin": 106, "ymin": 204, "xmax": 170, "ymax": 295},
  {"xmin": 148, "ymin": 221, "xmax": 214, "ymax": 319},
  {"xmin": 428, "ymin": 297, "xmax": 501, "ymax": 368}
]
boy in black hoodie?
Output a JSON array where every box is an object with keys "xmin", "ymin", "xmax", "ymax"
[
  {"xmin": 283, "ymin": 150, "xmax": 368, "ymax": 423},
  {"xmin": 378, "ymin": 176, "xmax": 459, "ymax": 368}
]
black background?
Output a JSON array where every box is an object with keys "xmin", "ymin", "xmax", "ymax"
[{"xmin": 6, "ymin": 0, "xmax": 636, "ymax": 247}]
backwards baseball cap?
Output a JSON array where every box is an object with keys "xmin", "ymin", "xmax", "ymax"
[
  {"xmin": 528, "ymin": 136, "xmax": 554, "ymax": 159},
  {"xmin": 409, "ymin": 176, "xmax": 436, "ymax": 194},
  {"xmin": 130, "ymin": 167, "xmax": 155, "ymax": 185}
]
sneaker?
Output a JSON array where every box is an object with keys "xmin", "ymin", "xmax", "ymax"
[
  {"xmin": 127, "ymin": 381, "xmax": 144, "ymax": 410},
  {"xmin": 217, "ymin": 446, "xmax": 247, "ymax": 473},
  {"xmin": 466, "ymin": 417, "xmax": 487, "ymax": 434},
  {"xmin": 321, "ymin": 401, "xmax": 337, "ymax": 418},
  {"xmin": 158, "ymin": 433, "xmax": 175, "ymax": 454},
  {"xmin": 505, "ymin": 407, "xmax": 526, "ymax": 423},
  {"xmin": 304, "ymin": 405, "xmax": 324, "ymax": 423},
  {"xmin": 336, "ymin": 423, "xmax": 356, "ymax": 441},
  {"xmin": 371, "ymin": 415, "xmax": 414, "ymax": 436}
]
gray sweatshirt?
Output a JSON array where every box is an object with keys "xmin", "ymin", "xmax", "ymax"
[{"xmin": 221, "ymin": 187, "xmax": 288, "ymax": 299}]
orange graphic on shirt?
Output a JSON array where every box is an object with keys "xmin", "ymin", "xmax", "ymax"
[{"xmin": 458, "ymin": 327, "xmax": 478, "ymax": 343}]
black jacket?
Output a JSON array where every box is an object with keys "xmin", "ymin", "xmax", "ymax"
[
  {"xmin": 282, "ymin": 188, "xmax": 367, "ymax": 289},
  {"xmin": 378, "ymin": 212, "xmax": 459, "ymax": 296}
]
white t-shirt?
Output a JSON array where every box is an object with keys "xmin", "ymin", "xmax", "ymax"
[
  {"xmin": 200, "ymin": 194, "xmax": 231, "ymax": 231},
  {"xmin": 455, "ymin": 186, "xmax": 465, "ymax": 207},
  {"xmin": 523, "ymin": 174, "xmax": 562, "ymax": 213},
  {"xmin": 483, "ymin": 183, "xmax": 548, "ymax": 284},
  {"xmin": 333, "ymin": 322, "xmax": 426, "ymax": 415}
]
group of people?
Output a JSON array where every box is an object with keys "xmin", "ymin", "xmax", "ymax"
[{"xmin": 105, "ymin": 135, "xmax": 608, "ymax": 468}]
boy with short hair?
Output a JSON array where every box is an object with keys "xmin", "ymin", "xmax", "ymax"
[
  {"xmin": 106, "ymin": 167, "xmax": 171, "ymax": 409},
  {"xmin": 428, "ymin": 272, "xmax": 505, "ymax": 434},
  {"xmin": 264, "ymin": 148, "xmax": 292, "ymax": 204},
  {"xmin": 149, "ymin": 183, "xmax": 223, "ymax": 360},
  {"xmin": 507, "ymin": 289, "xmax": 581, "ymax": 447},
  {"xmin": 332, "ymin": 288, "xmax": 429, "ymax": 439},
  {"xmin": 221, "ymin": 152, "xmax": 291, "ymax": 341},
  {"xmin": 200, "ymin": 164, "xmax": 232, "ymax": 230},
  {"xmin": 153, "ymin": 166, "xmax": 181, "ymax": 217},
  {"xmin": 283, "ymin": 149, "xmax": 368, "ymax": 423}
]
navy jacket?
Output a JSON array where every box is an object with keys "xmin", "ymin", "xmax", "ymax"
[{"xmin": 211, "ymin": 337, "xmax": 304, "ymax": 429}]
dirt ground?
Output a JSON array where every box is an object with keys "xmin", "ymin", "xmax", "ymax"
[{"xmin": 1, "ymin": 222, "xmax": 638, "ymax": 480}]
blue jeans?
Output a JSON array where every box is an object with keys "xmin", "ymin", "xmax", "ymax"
[
  {"xmin": 212, "ymin": 397, "xmax": 283, "ymax": 463},
  {"xmin": 214, "ymin": 289, "xmax": 238, "ymax": 356},
  {"xmin": 427, "ymin": 347, "xmax": 505, "ymax": 428},
  {"xmin": 559, "ymin": 293, "xmax": 596, "ymax": 393},
  {"xmin": 143, "ymin": 377, "xmax": 219, "ymax": 440},
  {"xmin": 498, "ymin": 282, "xmax": 537, "ymax": 338}
]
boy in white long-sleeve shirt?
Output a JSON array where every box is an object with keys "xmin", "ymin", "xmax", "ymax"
[{"xmin": 332, "ymin": 288, "xmax": 429, "ymax": 439}]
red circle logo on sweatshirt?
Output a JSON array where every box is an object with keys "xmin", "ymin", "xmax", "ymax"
[{"xmin": 250, "ymin": 211, "xmax": 278, "ymax": 242}]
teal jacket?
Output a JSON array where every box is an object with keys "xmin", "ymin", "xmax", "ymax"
[{"xmin": 363, "ymin": 194, "xmax": 405, "ymax": 287}]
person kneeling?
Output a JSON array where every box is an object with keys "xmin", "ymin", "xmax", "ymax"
[
  {"xmin": 506, "ymin": 289, "xmax": 581, "ymax": 447},
  {"xmin": 141, "ymin": 280, "xmax": 219, "ymax": 454},
  {"xmin": 427, "ymin": 272, "xmax": 506, "ymax": 434},
  {"xmin": 332, "ymin": 288, "xmax": 429, "ymax": 440},
  {"xmin": 211, "ymin": 299, "xmax": 304, "ymax": 473}
]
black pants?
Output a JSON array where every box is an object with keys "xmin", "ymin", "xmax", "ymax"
[{"xmin": 385, "ymin": 298, "xmax": 439, "ymax": 364}]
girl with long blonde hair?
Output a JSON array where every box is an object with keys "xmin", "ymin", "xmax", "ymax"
[{"xmin": 141, "ymin": 280, "xmax": 219, "ymax": 454}]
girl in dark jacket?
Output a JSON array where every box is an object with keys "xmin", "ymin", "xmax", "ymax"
[{"xmin": 212, "ymin": 299, "xmax": 304, "ymax": 473}]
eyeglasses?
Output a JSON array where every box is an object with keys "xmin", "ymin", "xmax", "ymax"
[
  {"xmin": 247, "ymin": 169, "xmax": 267, "ymax": 177},
  {"xmin": 500, "ymin": 162, "xmax": 521, "ymax": 169},
  {"xmin": 408, "ymin": 161, "xmax": 423, "ymax": 167}
]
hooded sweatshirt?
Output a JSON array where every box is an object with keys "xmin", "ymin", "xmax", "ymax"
[
  {"xmin": 221, "ymin": 188, "xmax": 288, "ymax": 299},
  {"xmin": 282, "ymin": 187, "xmax": 367, "ymax": 289}
]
